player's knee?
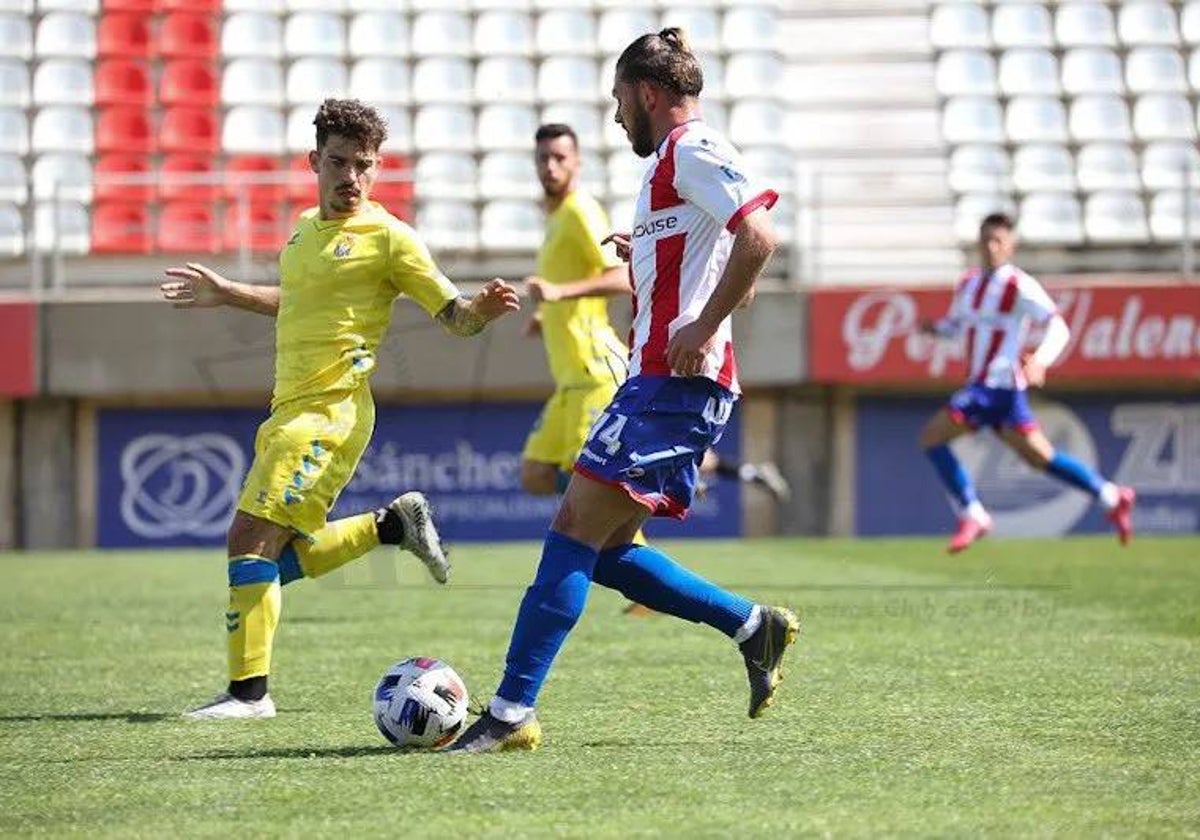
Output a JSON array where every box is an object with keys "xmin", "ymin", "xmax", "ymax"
[
  {"xmin": 521, "ymin": 462, "xmax": 558, "ymax": 496},
  {"xmin": 1024, "ymin": 446, "xmax": 1053, "ymax": 470}
]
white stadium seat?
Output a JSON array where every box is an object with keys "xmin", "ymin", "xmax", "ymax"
[
  {"xmin": 474, "ymin": 57, "xmax": 535, "ymax": 104},
  {"xmin": 607, "ymin": 197, "xmax": 635, "ymax": 233},
  {"xmin": 347, "ymin": 0, "xmax": 403, "ymax": 11},
  {"xmin": 413, "ymin": 105, "xmax": 475, "ymax": 151},
  {"xmin": 538, "ymin": 57, "xmax": 597, "ymax": 103},
  {"xmin": 31, "ymin": 106, "xmax": 92, "ymax": 154},
  {"xmin": 992, "ymin": 3, "xmax": 1054, "ymax": 48},
  {"xmin": 722, "ymin": 7, "xmax": 779, "ymax": 53},
  {"xmin": 533, "ymin": 0, "xmax": 592, "ymax": 8},
  {"xmin": 1190, "ymin": 49, "xmax": 1200, "ymax": 89},
  {"xmin": 0, "ymin": 15, "xmax": 33, "ymax": 61},
  {"xmin": 375, "ymin": 105, "xmax": 412, "ymax": 152},
  {"xmin": 1085, "ymin": 192, "xmax": 1149, "ymax": 242},
  {"xmin": 1005, "ymin": 97, "xmax": 1068, "ymax": 144},
  {"xmin": 936, "ymin": 50, "xmax": 996, "ymax": 97},
  {"xmin": 695, "ymin": 53, "xmax": 725, "ymax": 100},
  {"xmin": 1077, "ymin": 143, "xmax": 1142, "ymax": 192},
  {"xmin": 35, "ymin": 12, "xmax": 95, "ymax": 59},
  {"xmin": 0, "ymin": 0, "xmax": 31, "ymax": 13},
  {"xmin": 286, "ymin": 59, "xmax": 348, "ymax": 105},
  {"xmin": 478, "ymin": 151, "xmax": 538, "ymax": 199},
  {"xmin": 0, "ymin": 202, "xmax": 22, "ymax": 256},
  {"xmin": 740, "ymin": 146, "xmax": 791, "ymax": 189},
  {"xmin": 474, "ymin": 0, "xmax": 530, "ymax": 9},
  {"xmin": 659, "ymin": 8, "xmax": 721, "ymax": 53},
  {"xmin": 285, "ymin": 13, "xmax": 345, "ymax": 58},
  {"xmin": 942, "ymin": 97, "xmax": 1004, "ymax": 145},
  {"xmin": 286, "ymin": 0, "xmax": 346, "ymax": 12},
  {"xmin": 481, "ymin": 199, "xmax": 542, "ymax": 250},
  {"xmin": 0, "ymin": 154, "xmax": 25, "ymax": 204},
  {"xmin": 477, "ymin": 104, "xmax": 536, "ymax": 151},
  {"xmin": 32, "ymin": 58, "xmax": 92, "ymax": 107},
  {"xmin": 0, "ymin": 59, "xmax": 29, "ymax": 107},
  {"xmin": 0, "ymin": 107, "xmax": 27, "ymax": 155},
  {"xmin": 30, "ymin": 200, "xmax": 89, "ymax": 253},
  {"xmin": 541, "ymin": 103, "xmax": 602, "ymax": 152},
  {"xmin": 1141, "ymin": 141, "xmax": 1200, "ymax": 190},
  {"xmin": 1149, "ymin": 191, "xmax": 1200, "ymax": 241},
  {"xmin": 1133, "ymin": 94, "xmax": 1196, "ymax": 141},
  {"xmin": 1055, "ymin": 2, "xmax": 1117, "ymax": 48},
  {"xmin": 998, "ymin": 49, "xmax": 1059, "ymax": 96},
  {"xmin": 349, "ymin": 58, "xmax": 410, "ymax": 105},
  {"xmin": 286, "ymin": 105, "xmax": 314, "ymax": 151},
  {"xmin": 597, "ymin": 9, "xmax": 656, "ymax": 54},
  {"xmin": 31, "ymin": 152, "xmax": 91, "ymax": 202},
  {"xmin": 1117, "ymin": 2, "xmax": 1179, "ymax": 46},
  {"xmin": 225, "ymin": 0, "xmax": 283, "ymax": 12},
  {"xmin": 1184, "ymin": 2, "xmax": 1200, "ymax": 45},
  {"xmin": 222, "ymin": 58, "xmax": 285, "ymax": 107},
  {"xmin": 606, "ymin": 150, "xmax": 649, "ymax": 198},
  {"xmin": 412, "ymin": 0, "xmax": 469, "ymax": 9},
  {"xmin": 348, "ymin": 13, "xmax": 409, "ymax": 58},
  {"xmin": 728, "ymin": 100, "xmax": 783, "ymax": 148},
  {"xmin": 416, "ymin": 200, "xmax": 477, "ymax": 251},
  {"xmin": 1019, "ymin": 193, "xmax": 1084, "ymax": 244},
  {"xmin": 412, "ymin": 58, "xmax": 472, "ymax": 105},
  {"xmin": 222, "ymin": 13, "xmax": 283, "ymax": 60},
  {"xmin": 1061, "ymin": 48, "xmax": 1125, "ymax": 95},
  {"xmin": 931, "ymin": 3, "xmax": 990, "ymax": 49},
  {"xmin": 37, "ymin": 0, "xmax": 97, "ymax": 12},
  {"xmin": 954, "ymin": 193, "xmax": 1016, "ymax": 242},
  {"xmin": 1069, "ymin": 95, "xmax": 1133, "ymax": 142},
  {"xmin": 1126, "ymin": 47, "xmax": 1188, "ymax": 94},
  {"xmin": 1011, "ymin": 144, "xmax": 1074, "ymax": 193},
  {"xmin": 411, "ymin": 11, "xmax": 472, "ymax": 57},
  {"xmin": 948, "ymin": 145, "xmax": 1010, "ymax": 193},
  {"xmin": 700, "ymin": 101, "xmax": 727, "ymax": 135},
  {"xmin": 536, "ymin": 10, "xmax": 596, "ymax": 55},
  {"xmin": 724, "ymin": 53, "xmax": 783, "ymax": 99},
  {"xmin": 473, "ymin": 10, "xmax": 533, "ymax": 56},
  {"xmin": 415, "ymin": 152, "xmax": 477, "ymax": 201},
  {"xmin": 222, "ymin": 106, "xmax": 285, "ymax": 155}
]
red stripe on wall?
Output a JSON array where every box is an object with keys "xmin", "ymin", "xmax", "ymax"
[{"xmin": 0, "ymin": 301, "xmax": 37, "ymax": 397}]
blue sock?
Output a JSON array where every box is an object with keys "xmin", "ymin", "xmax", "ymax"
[
  {"xmin": 1045, "ymin": 452, "xmax": 1104, "ymax": 497},
  {"xmin": 593, "ymin": 544, "xmax": 753, "ymax": 638},
  {"xmin": 496, "ymin": 531, "xmax": 598, "ymax": 707},
  {"xmin": 926, "ymin": 444, "xmax": 978, "ymax": 509},
  {"xmin": 277, "ymin": 544, "xmax": 303, "ymax": 586}
]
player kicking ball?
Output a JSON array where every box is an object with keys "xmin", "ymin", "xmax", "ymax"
[
  {"xmin": 160, "ymin": 99, "xmax": 519, "ymax": 719},
  {"xmin": 448, "ymin": 29, "xmax": 798, "ymax": 754},
  {"xmin": 920, "ymin": 212, "xmax": 1135, "ymax": 554}
]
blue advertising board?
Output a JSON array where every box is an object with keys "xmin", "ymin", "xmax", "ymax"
[
  {"xmin": 856, "ymin": 395, "xmax": 1200, "ymax": 537},
  {"xmin": 96, "ymin": 401, "xmax": 741, "ymax": 548}
]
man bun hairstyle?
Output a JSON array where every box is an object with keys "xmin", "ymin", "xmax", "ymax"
[
  {"xmin": 615, "ymin": 27, "xmax": 704, "ymax": 98},
  {"xmin": 314, "ymin": 98, "xmax": 388, "ymax": 151}
]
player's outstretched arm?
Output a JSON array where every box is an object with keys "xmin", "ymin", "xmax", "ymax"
[
  {"xmin": 436, "ymin": 279, "xmax": 521, "ymax": 337},
  {"xmin": 160, "ymin": 263, "xmax": 280, "ymax": 317},
  {"xmin": 525, "ymin": 266, "xmax": 629, "ymax": 303}
]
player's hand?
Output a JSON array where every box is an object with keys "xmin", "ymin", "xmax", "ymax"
[
  {"xmin": 525, "ymin": 276, "xmax": 562, "ymax": 304},
  {"xmin": 160, "ymin": 263, "xmax": 231, "ymax": 309},
  {"xmin": 1022, "ymin": 353, "xmax": 1047, "ymax": 388},
  {"xmin": 522, "ymin": 313, "xmax": 543, "ymax": 338},
  {"xmin": 667, "ymin": 320, "xmax": 717, "ymax": 378},
  {"xmin": 602, "ymin": 232, "xmax": 631, "ymax": 263},
  {"xmin": 469, "ymin": 279, "xmax": 521, "ymax": 324}
]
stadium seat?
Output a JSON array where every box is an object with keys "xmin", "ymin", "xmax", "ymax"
[
  {"xmin": 1019, "ymin": 193, "xmax": 1084, "ymax": 244},
  {"xmin": 956, "ymin": 193, "xmax": 1018, "ymax": 242},
  {"xmin": 694, "ymin": 53, "xmax": 725, "ymax": 101},
  {"xmin": 102, "ymin": 0, "xmax": 154, "ymax": 10},
  {"xmin": 998, "ymin": 49, "xmax": 1060, "ymax": 97},
  {"xmin": 348, "ymin": 59, "xmax": 409, "ymax": 105},
  {"xmin": 224, "ymin": 0, "xmax": 283, "ymax": 11},
  {"xmin": 91, "ymin": 201, "xmax": 151, "ymax": 253},
  {"xmin": 95, "ymin": 106, "xmax": 152, "ymax": 154},
  {"xmin": 481, "ymin": 199, "xmax": 542, "ymax": 250},
  {"xmin": 1055, "ymin": 2, "xmax": 1117, "ymax": 47},
  {"xmin": 1011, "ymin": 144, "xmax": 1074, "ymax": 193},
  {"xmin": 538, "ymin": 57, "xmax": 597, "ymax": 103},
  {"xmin": 476, "ymin": 0, "xmax": 530, "ymax": 8},
  {"xmin": 223, "ymin": 201, "xmax": 286, "ymax": 252},
  {"xmin": 536, "ymin": 10, "xmax": 597, "ymax": 56},
  {"xmin": 0, "ymin": 154, "xmax": 25, "ymax": 204},
  {"xmin": 223, "ymin": 106, "xmax": 285, "ymax": 155},
  {"xmin": 1069, "ymin": 96, "xmax": 1133, "ymax": 143},
  {"xmin": 416, "ymin": 200, "xmax": 477, "ymax": 251},
  {"xmin": 411, "ymin": 0, "xmax": 468, "ymax": 9},
  {"xmin": 161, "ymin": 0, "xmax": 221, "ymax": 10},
  {"xmin": 606, "ymin": 197, "xmax": 635, "ymax": 232},
  {"xmin": 38, "ymin": 0, "xmax": 97, "ymax": 11},
  {"xmin": 414, "ymin": 152, "xmax": 477, "ymax": 201},
  {"xmin": 159, "ymin": 154, "xmax": 218, "ymax": 202},
  {"xmin": 935, "ymin": 50, "xmax": 996, "ymax": 97},
  {"xmin": 285, "ymin": 106, "xmax": 312, "ymax": 151},
  {"xmin": 347, "ymin": 0, "xmax": 400, "ymax": 11},
  {"xmin": 476, "ymin": 104, "xmax": 536, "ymax": 151},
  {"xmin": 1184, "ymin": 2, "xmax": 1200, "ymax": 45},
  {"xmin": 478, "ymin": 151, "xmax": 538, "ymax": 200},
  {"xmin": 0, "ymin": 202, "xmax": 22, "ymax": 255},
  {"xmin": 95, "ymin": 59, "xmax": 153, "ymax": 108},
  {"xmin": 286, "ymin": 0, "xmax": 346, "ymax": 12},
  {"xmin": 348, "ymin": 13, "xmax": 409, "ymax": 58},
  {"xmin": 942, "ymin": 97, "xmax": 1004, "ymax": 145},
  {"xmin": 1191, "ymin": 48, "xmax": 1200, "ymax": 89},
  {"xmin": 1141, "ymin": 141, "xmax": 1200, "ymax": 190},
  {"xmin": 412, "ymin": 58, "xmax": 472, "ymax": 105},
  {"xmin": 161, "ymin": 14, "xmax": 219, "ymax": 59},
  {"xmin": 724, "ymin": 53, "xmax": 784, "ymax": 99},
  {"xmin": 659, "ymin": 8, "xmax": 721, "ymax": 53},
  {"xmin": 0, "ymin": 108, "xmax": 27, "ymax": 155},
  {"xmin": 1126, "ymin": 47, "xmax": 1188, "ymax": 94},
  {"xmin": 411, "ymin": 11, "xmax": 472, "ymax": 57},
  {"xmin": 375, "ymin": 106, "xmax": 412, "ymax": 152},
  {"xmin": 1084, "ymin": 192, "xmax": 1149, "ymax": 242},
  {"xmin": 1, "ymin": 0, "xmax": 33, "ymax": 13},
  {"xmin": 929, "ymin": 3, "xmax": 990, "ymax": 50},
  {"xmin": 283, "ymin": 154, "xmax": 313, "ymax": 203},
  {"xmin": 285, "ymin": 13, "xmax": 345, "ymax": 58},
  {"xmin": 31, "ymin": 153, "xmax": 92, "ymax": 202},
  {"xmin": 32, "ymin": 59, "xmax": 93, "ymax": 107},
  {"xmin": 286, "ymin": 58, "xmax": 348, "ymax": 105},
  {"xmin": 160, "ymin": 107, "xmax": 220, "ymax": 155},
  {"xmin": 1061, "ymin": 48, "xmax": 1125, "ymax": 95},
  {"xmin": 221, "ymin": 13, "xmax": 283, "ymax": 60},
  {"xmin": 475, "ymin": 57, "xmax": 535, "ymax": 104},
  {"xmin": 93, "ymin": 152, "xmax": 151, "ymax": 203},
  {"xmin": 1077, "ymin": 143, "xmax": 1142, "ymax": 192},
  {"xmin": 97, "ymin": 13, "xmax": 150, "ymax": 58},
  {"xmin": 221, "ymin": 58, "xmax": 284, "ymax": 107},
  {"xmin": 992, "ymin": 3, "xmax": 1053, "ymax": 48},
  {"xmin": 598, "ymin": 55, "xmax": 621, "ymax": 102},
  {"xmin": 1148, "ymin": 191, "xmax": 1200, "ymax": 241},
  {"xmin": 36, "ymin": 13, "xmax": 95, "ymax": 58},
  {"xmin": 160, "ymin": 60, "xmax": 219, "ymax": 108},
  {"xmin": 1133, "ymin": 94, "xmax": 1196, "ymax": 141},
  {"xmin": 948, "ymin": 145, "xmax": 1010, "ymax": 194},
  {"xmin": 540, "ymin": 103, "xmax": 601, "ymax": 151},
  {"xmin": 1117, "ymin": 2, "xmax": 1179, "ymax": 46},
  {"xmin": 473, "ymin": 11, "xmax": 534, "ymax": 56},
  {"xmin": 157, "ymin": 201, "xmax": 220, "ymax": 253},
  {"xmin": 1006, "ymin": 97, "xmax": 1068, "ymax": 144},
  {"xmin": 607, "ymin": 150, "xmax": 649, "ymax": 198},
  {"xmin": 0, "ymin": 15, "xmax": 32, "ymax": 61},
  {"xmin": 728, "ymin": 101, "xmax": 783, "ymax": 148},
  {"xmin": 597, "ymin": 9, "xmax": 656, "ymax": 54},
  {"xmin": 225, "ymin": 155, "xmax": 286, "ymax": 204},
  {"xmin": 372, "ymin": 153, "xmax": 414, "ymax": 215},
  {"xmin": 699, "ymin": 100, "xmax": 727, "ymax": 134},
  {"xmin": 30, "ymin": 200, "xmax": 90, "ymax": 253},
  {"xmin": 533, "ymin": 0, "xmax": 592, "ymax": 8},
  {"xmin": 32, "ymin": 106, "xmax": 93, "ymax": 154},
  {"xmin": 722, "ymin": 7, "xmax": 778, "ymax": 53},
  {"xmin": 0, "ymin": 59, "xmax": 29, "ymax": 108}
]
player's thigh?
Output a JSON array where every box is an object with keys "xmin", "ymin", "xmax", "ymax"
[
  {"xmin": 553, "ymin": 470, "xmax": 649, "ymax": 548},
  {"xmin": 227, "ymin": 509, "xmax": 294, "ymax": 559},
  {"xmin": 920, "ymin": 404, "xmax": 973, "ymax": 448},
  {"xmin": 998, "ymin": 425, "xmax": 1054, "ymax": 468}
]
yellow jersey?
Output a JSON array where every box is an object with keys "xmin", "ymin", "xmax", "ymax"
[
  {"xmin": 272, "ymin": 202, "xmax": 458, "ymax": 407},
  {"xmin": 535, "ymin": 190, "xmax": 627, "ymax": 387}
]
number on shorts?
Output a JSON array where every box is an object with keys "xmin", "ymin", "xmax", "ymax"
[{"xmin": 588, "ymin": 412, "xmax": 627, "ymax": 456}]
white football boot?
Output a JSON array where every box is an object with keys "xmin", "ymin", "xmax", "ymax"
[
  {"xmin": 183, "ymin": 692, "xmax": 276, "ymax": 720},
  {"xmin": 391, "ymin": 491, "xmax": 450, "ymax": 584}
]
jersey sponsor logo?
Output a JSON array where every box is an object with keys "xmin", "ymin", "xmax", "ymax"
[{"xmin": 632, "ymin": 215, "xmax": 679, "ymax": 239}]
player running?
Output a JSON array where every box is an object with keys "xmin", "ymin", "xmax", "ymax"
[
  {"xmin": 449, "ymin": 29, "xmax": 798, "ymax": 754},
  {"xmin": 920, "ymin": 212, "xmax": 1135, "ymax": 554},
  {"xmin": 160, "ymin": 99, "xmax": 519, "ymax": 720}
]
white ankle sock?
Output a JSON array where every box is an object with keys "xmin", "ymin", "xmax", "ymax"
[
  {"xmin": 964, "ymin": 500, "xmax": 989, "ymax": 523},
  {"xmin": 1098, "ymin": 482, "xmax": 1120, "ymax": 511},
  {"xmin": 489, "ymin": 696, "xmax": 532, "ymax": 723},
  {"xmin": 733, "ymin": 605, "xmax": 763, "ymax": 644}
]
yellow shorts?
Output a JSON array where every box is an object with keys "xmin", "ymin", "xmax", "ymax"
[
  {"xmin": 237, "ymin": 385, "xmax": 375, "ymax": 538},
  {"xmin": 523, "ymin": 381, "xmax": 619, "ymax": 472}
]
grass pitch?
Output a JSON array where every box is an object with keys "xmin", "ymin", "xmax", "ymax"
[{"xmin": 1, "ymin": 537, "xmax": 1198, "ymax": 837}]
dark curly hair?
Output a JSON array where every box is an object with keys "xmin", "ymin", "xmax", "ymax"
[
  {"xmin": 615, "ymin": 27, "xmax": 703, "ymax": 98},
  {"xmin": 313, "ymin": 98, "xmax": 388, "ymax": 151}
]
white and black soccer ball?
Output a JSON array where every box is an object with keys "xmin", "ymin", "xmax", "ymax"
[{"xmin": 372, "ymin": 657, "xmax": 469, "ymax": 749}]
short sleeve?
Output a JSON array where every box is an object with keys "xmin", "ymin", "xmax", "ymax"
[
  {"xmin": 673, "ymin": 141, "xmax": 778, "ymax": 233},
  {"xmin": 388, "ymin": 222, "xmax": 459, "ymax": 317},
  {"xmin": 570, "ymin": 197, "xmax": 623, "ymax": 271},
  {"xmin": 1016, "ymin": 272, "xmax": 1057, "ymax": 324}
]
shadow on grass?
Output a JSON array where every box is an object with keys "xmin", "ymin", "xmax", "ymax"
[
  {"xmin": 0, "ymin": 711, "xmax": 176, "ymax": 724},
  {"xmin": 180, "ymin": 745, "xmax": 402, "ymax": 761}
]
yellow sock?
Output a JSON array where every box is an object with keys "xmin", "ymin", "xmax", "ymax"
[
  {"xmin": 290, "ymin": 512, "xmax": 380, "ymax": 580},
  {"xmin": 226, "ymin": 555, "xmax": 281, "ymax": 681}
]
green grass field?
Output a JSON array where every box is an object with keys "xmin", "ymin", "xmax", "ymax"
[{"xmin": 2, "ymin": 537, "xmax": 1198, "ymax": 837}]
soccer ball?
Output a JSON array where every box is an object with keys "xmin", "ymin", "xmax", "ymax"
[{"xmin": 372, "ymin": 657, "xmax": 469, "ymax": 749}]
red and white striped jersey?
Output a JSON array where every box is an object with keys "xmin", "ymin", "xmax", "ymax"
[
  {"xmin": 940, "ymin": 263, "xmax": 1058, "ymax": 390},
  {"xmin": 626, "ymin": 119, "xmax": 777, "ymax": 394}
]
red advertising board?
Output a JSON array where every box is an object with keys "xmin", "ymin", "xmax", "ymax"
[
  {"xmin": 810, "ymin": 283, "xmax": 1200, "ymax": 384},
  {"xmin": 0, "ymin": 300, "xmax": 36, "ymax": 396}
]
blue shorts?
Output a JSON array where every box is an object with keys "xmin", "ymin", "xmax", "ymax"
[
  {"xmin": 573, "ymin": 375, "xmax": 736, "ymax": 519},
  {"xmin": 947, "ymin": 384, "xmax": 1038, "ymax": 433}
]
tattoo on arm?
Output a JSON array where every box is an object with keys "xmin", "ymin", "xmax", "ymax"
[{"xmin": 437, "ymin": 296, "xmax": 485, "ymax": 336}]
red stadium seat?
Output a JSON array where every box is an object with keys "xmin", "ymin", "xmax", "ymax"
[
  {"xmin": 160, "ymin": 107, "xmax": 220, "ymax": 155},
  {"xmin": 159, "ymin": 153, "xmax": 218, "ymax": 202},
  {"xmin": 92, "ymin": 201, "xmax": 152, "ymax": 253},
  {"xmin": 223, "ymin": 201, "xmax": 286, "ymax": 252},
  {"xmin": 94, "ymin": 153, "xmax": 152, "ymax": 203},
  {"xmin": 285, "ymin": 154, "xmax": 315, "ymax": 203},
  {"xmin": 102, "ymin": 0, "xmax": 157, "ymax": 12},
  {"xmin": 225, "ymin": 155, "xmax": 286, "ymax": 205},
  {"xmin": 159, "ymin": 13, "xmax": 217, "ymax": 59},
  {"xmin": 285, "ymin": 201, "xmax": 314, "ymax": 227},
  {"xmin": 96, "ymin": 107, "xmax": 154, "ymax": 154},
  {"xmin": 159, "ymin": 60, "xmax": 219, "ymax": 108},
  {"xmin": 158, "ymin": 201, "xmax": 220, "ymax": 253},
  {"xmin": 98, "ymin": 13, "xmax": 152, "ymax": 58},
  {"xmin": 374, "ymin": 153, "xmax": 415, "ymax": 206},
  {"xmin": 160, "ymin": 0, "xmax": 220, "ymax": 12},
  {"xmin": 95, "ymin": 60, "xmax": 153, "ymax": 108}
]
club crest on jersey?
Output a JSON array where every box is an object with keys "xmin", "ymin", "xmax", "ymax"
[{"xmin": 333, "ymin": 235, "xmax": 355, "ymax": 258}]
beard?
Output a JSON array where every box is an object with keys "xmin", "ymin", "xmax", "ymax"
[{"xmin": 627, "ymin": 106, "xmax": 655, "ymax": 158}]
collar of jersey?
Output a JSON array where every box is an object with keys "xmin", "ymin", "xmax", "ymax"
[
  {"xmin": 310, "ymin": 202, "xmax": 382, "ymax": 230},
  {"xmin": 654, "ymin": 117, "xmax": 703, "ymax": 159}
]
